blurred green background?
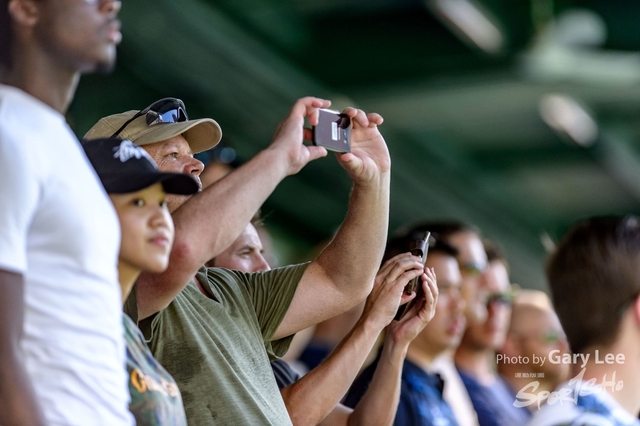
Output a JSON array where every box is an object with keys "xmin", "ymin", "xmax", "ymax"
[{"xmin": 68, "ymin": 0, "xmax": 640, "ymax": 290}]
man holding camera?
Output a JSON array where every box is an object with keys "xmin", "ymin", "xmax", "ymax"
[
  {"xmin": 86, "ymin": 96, "xmax": 394, "ymax": 424},
  {"xmin": 345, "ymin": 236, "xmax": 465, "ymax": 425}
]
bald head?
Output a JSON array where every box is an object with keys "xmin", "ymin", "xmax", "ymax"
[
  {"xmin": 500, "ymin": 290, "xmax": 569, "ymax": 383},
  {"xmin": 508, "ymin": 291, "xmax": 553, "ymax": 335}
]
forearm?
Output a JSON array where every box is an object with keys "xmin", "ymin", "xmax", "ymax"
[
  {"xmin": 0, "ymin": 357, "xmax": 46, "ymax": 426},
  {"xmin": 0, "ymin": 271, "xmax": 46, "ymax": 425},
  {"xmin": 280, "ymin": 315, "xmax": 384, "ymax": 426},
  {"xmin": 314, "ymin": 171, "xmax": 390, "ymax": 302},
  {"xmin": 136, "ymin": 148, "xmax": 289, "ymax": 319},
  {"xmin": 347, "ymin": 333, "xmax": 408, "ymax": 426}
]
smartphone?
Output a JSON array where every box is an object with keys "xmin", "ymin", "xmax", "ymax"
[
  {"xmin": 312, "ymin": 108, "xmax": 351, "ymax": 153},
  {"xmin": 395, "ymin": 231, "xmax": 431, "ymax": 320}
]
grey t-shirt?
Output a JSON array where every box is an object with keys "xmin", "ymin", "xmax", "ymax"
[{"xmin": 140, "ymin": 264, "xmax": 308, "ymax": 425}]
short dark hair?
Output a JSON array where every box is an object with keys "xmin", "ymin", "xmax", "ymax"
[
  {"xmin": 400, "ymin": 221, "xmax": 479, "ymax": 245},
  {"xmin": 484, "ymin": 239, "xmax": 509, "ymax": 272},
  {"xmin": 546, "ymin": 216, "xmax": 640, "ymax": 354},
  {"xmin": 383, "ymin": 223, "xmax": 459, "ymax": 264},
  {"xmin": 0, "ymin": 0, "xmax": 11, "ymax": 71}
]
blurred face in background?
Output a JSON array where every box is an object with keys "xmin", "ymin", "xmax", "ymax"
[
  {"xmin": 27, "ymin": 0, "xmax": 122, "ymax": 73},
  {"xmin": 503, "ymin": 305, "xmax": 570, "ymax": 383},
  {"xmin": 411, "ymin": 252, "xmax": 466, "ymax": 360},
  {"xmin": 459, "ymin": 259, "xmax": 512, "ymax": 351},
  {"xmin": 448, "ymin": 231, "xmax": 489, "ymax": 325},
  {"xmin": 211, "ymin": 223, "xmax": 270, "ymax": 273}
]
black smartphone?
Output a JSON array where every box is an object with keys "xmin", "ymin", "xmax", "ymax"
[
  {"xmin": 312, "ymin": 108, "xmax": 351, "ymax": 153},
  {"xmin": 395, "ymin": 231, "xmax": 431, "ymax": 320}
]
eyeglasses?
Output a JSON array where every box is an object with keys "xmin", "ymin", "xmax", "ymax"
[
  {"xmin": 486, "ymin": 291, "xmax": 514, "ymax": 307},
  {"xmin": 109, "ymin": 98, "xmax": 189, "ymax": 138},
  {"xmin": 515, "ymin": 329, "xmax": 566, "ymax": 345},
  {"xmin": 460, "ymin": 262, "xmax": 486, "ymax": 276},
  {"xmin": 540, "ymin": 330, "xmax": 566, "ymax": 345}
]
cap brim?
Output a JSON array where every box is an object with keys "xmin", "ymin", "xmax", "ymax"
[
  {"xmin": 104, "ymin": 172, "xmax": 200, "ymax": 195},
  {"xmin": 133, "ymin": 118, "xmax": 222, "ymax": 154},
  {"xmin": 157, "ymin": 172, "xmax": 200, "ymax": 195}
]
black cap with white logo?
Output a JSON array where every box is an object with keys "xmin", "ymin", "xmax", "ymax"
[{"xmin": 82, "ymin": 137, "xmax": 200, "ymax": 195}]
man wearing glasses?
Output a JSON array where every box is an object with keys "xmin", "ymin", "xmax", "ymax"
[
  {"xmin": 497, "ymin": 290, "xmax": 570, "ymax": 413},
  {"xmin": 0, "ymin": 0, "xmax": 132, "ymax": 425},
  {"xmin": 86, "ymin": 96, "xmax": 393, "ymax": 425},
  {"xmin": 404, "ymin": 221, "xmax": 490, "ymax": 426},
  {"xmin": 453, "ymin": 241, "xmax": 530, "ymax": 426},
  {"xmin": 345, "ymin": 236, "xmax": 464, "ymax": 426}
]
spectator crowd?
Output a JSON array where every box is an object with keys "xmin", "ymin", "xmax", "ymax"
[{"xmin": 1, "ymin": 1, "xmax": 639, "ymax": 425}]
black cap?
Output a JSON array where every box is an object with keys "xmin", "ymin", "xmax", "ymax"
[{"xmin": 82, "ymin": 138, "xmax": 200, "ymax": 195}]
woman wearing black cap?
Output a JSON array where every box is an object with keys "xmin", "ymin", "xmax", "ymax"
[{"xmin": 82, "ymin": 138, "xmax": 200, "ymax": 426}]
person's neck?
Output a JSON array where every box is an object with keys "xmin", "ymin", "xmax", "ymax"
[
  {"xmin": 2, "ymin": 47, "xmax": 80, "ymax": 113},
  {"xmin": 406, "ymin": 344, "xmax": 440, "ymax": 372},
  {"xmin": 118, "ymin": 262, "xmax": 141, "ymax": 305},
  {"xmin": 577, "ymin": 339, "xmax": 640, "ymax": 416},
  {"xmin": 455, "ymin": 344, "xmax": 496, "ymax": 384}
]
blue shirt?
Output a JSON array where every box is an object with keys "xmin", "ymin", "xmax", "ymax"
[
  {"xmin": 528, "ymin": 380, "xmax": 640, "ymax": 426},
  {"xmin": 457, "ymin": 368, "xmax": 531, "ymax": 426},
  {"xmin": 345, "ymin": 356, "xmax": 459, "ymax": 426}
]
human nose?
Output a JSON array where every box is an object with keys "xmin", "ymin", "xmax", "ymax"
[
  {"xmin": 557, "ymin": 335, "xmax": 570, "ymax": 353},
  {"xmin": 449, "ymin": 288, "xmax": 466, "ymax": 313},
  {"xmin": 253, "ymin": 254, "xmax": 271, "ymax": 272},
  {"xmin": 152, "ymin": 207, "xmax": 174, "ymax": 234},
  {"xmin": 99, "ymin": 0, "xmax": 121, "ymax": 15},
  {"xmin": 184, "ymin": 157, "xmax": 205, "ymax": 176}
]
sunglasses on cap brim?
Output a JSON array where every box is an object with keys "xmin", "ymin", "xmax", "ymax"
[{"xmin": 109, "ymin": 97, "xmax": 189, "ymax": 138}]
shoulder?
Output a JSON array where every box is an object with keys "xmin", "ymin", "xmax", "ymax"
[
  {"xmin": 0, "ymin": 86, "xmax": 72, "ymax": 170},
  {"xmin": 0, "ymin": 85, "xmax": 64, "ymax": 130},
  {"xmin": 528, "ymin": 402, "xmax": 597, "ymax": 426},
  {"xmin": 203, "ymin": 263, "xmax": 310, "ymax": 293}
]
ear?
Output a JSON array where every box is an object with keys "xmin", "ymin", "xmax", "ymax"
[
  {"xmin": 632, "ymin": 294, "xmax": 640, "ymax": 325},
  {"xmin": 8, "ymin": 0, "xmax": 40, "ymax": 27}
]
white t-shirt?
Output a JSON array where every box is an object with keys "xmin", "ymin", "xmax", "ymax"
[{"xmin": 0, "ymin": 85, "xmax": 133, "ymax": 425}]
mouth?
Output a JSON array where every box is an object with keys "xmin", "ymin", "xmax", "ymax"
[
  {"xmin": 149, "ymin": 233, "xmax": 171, "ymax": 248},
  {"xmin": 106, "ymin": 19, "xmax": 122, "ymax": 45},
  {"xmin": 447, "ymin": 317, "xmax": 465, "ymax": 335}
]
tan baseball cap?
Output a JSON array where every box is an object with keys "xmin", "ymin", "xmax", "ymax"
[{"xmin": 84, "ymin": 110, "xmax": 222, "ymax": 154}]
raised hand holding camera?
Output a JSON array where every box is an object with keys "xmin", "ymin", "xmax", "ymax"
[
  {"xmin": 312, "ymin": 108, "xmax": 352, "ymax": 153},
  {"xmin": 332, "ymin": 107, "xmax": 390, "ymax": 186},
  {"xmin": 268, "ymin": 97, "xmax": 331, "ymax": 176}
]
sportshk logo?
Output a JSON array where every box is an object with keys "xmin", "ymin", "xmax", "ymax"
[{"xmin": 112, "ymin": 140, "xmax": 154, "ymax": 164}]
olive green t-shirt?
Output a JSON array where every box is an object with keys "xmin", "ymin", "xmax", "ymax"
[{"xmin": 140, "ymin": 264, "xmax": 309, "ymax": 425}]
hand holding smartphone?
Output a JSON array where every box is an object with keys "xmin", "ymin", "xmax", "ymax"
[
  {"xmin": 312, "ymin": 108, "xmax": 351, "ymax": 153},
  {"xmin": 395, "ymin": 231, "xmax": 431, "ymax": 320}
]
